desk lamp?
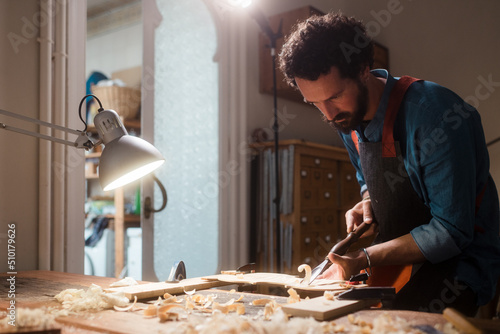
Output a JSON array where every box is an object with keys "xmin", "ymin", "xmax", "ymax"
[{"xmin": 0, "ymin": 94, "xmax": 165, "ymax": 191}]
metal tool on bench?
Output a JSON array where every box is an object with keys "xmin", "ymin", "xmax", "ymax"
[
  {"xmin": 308, "ymin": 221, "xmax": 372, "ymax": 285},
  {"xmin": 166, "ymin": 260, "xmax": 186, "ymax": 282}
]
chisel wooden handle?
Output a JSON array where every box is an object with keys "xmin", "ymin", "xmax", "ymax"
[{"xmin": 330, "ymin": 221, "xmax": 371, "ymax": 256}]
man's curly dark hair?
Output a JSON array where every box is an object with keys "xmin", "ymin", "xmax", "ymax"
[{"xmin": 279, "ymin": 12, "xmax": 374, "ymax": 88}]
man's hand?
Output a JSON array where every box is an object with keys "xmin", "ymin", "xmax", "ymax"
[
  {"xmin": 345, "ymin": 194, "xmax": 374, "ymax": 233},
  {"xmin": 317, "ymin": 250, "xmax": 366, "ymax": 280}
]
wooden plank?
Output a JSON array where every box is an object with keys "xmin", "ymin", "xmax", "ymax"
[
  {"xmin": 106, "ymin": 277, "xmax": 231, "ymax": 300},
  {"xmin": 203, "ymin": 273, "xmax": 351, "ymax": 292},
  {"xmin": 281, "ymin": 296, "xmax": 376, "ymax": 321}
]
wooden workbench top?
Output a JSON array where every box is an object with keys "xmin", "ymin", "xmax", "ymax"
[{"xmin": 1, "ymin": 270, "xmax": 490, "ymax": 334}]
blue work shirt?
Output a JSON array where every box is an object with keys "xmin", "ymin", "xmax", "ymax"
[{"xmin": 339, "ymin": 69, "xmax": 500, "ymax": 305}]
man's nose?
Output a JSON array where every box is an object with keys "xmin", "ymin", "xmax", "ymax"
[{"xmin": 320, "ymin": 103, "xmax": 339, "ymax": 121}]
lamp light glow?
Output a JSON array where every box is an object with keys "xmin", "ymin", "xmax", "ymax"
[
  {"xmin": 239, "ymin": 0, "xmax": 252, "ymax": 8},
  {"xmin": 103, "ymin": 160, "xmax": 165, "ymax": 191},
  {"xmin": 227, "ymin": 0, "xmax": 252, "ymax": 8},
  {"xmin": 98, "ymin": 132, "xmax": 165, "ymax": 192}
]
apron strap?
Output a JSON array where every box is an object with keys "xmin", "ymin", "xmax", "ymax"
[
  {"xmin": 351, "ymin": 131, "xmax": 360, "ymax": 153},
  {"xmin": 382, "ymin": 76, "xmax": 420, "ymax": 157},
  {"xmin": 349, "ymin": 76, "xmax": 421, "ymax": 156}
]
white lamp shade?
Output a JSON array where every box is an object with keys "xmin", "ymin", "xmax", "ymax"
[{"xmin": 99, "ymin": 135, "xmax": 165, "ymax": 191}]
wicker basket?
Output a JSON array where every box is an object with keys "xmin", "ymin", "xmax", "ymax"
[{"xmin": 91, "ymin": 85, "xmax": 141, "ymax": 120}]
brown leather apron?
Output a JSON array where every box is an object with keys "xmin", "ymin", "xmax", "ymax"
[{"xmin": 350, "ymin": 76, "xmax": 478, "ymax": 315}]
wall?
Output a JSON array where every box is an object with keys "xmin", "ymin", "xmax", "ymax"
[
  {"xmin": 0, "ymin": 0, "xmax": 40, "ymax": 271},
  {"xmin": 246, "ymin": 0, "xmax": 500, "ymax": 189},
  {"xmin": 86, "ymin": 22, "xmax": 142, "ymax": 79}
]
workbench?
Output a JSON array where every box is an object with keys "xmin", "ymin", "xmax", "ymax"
[{"xmin": 0, "ymin": 271, "xmax": 493, "ymax": 333}]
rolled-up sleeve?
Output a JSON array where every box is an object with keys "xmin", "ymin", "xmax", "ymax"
[{"xmin": 411, "ymin": 218, "xmax": 462, "ymax": 263}]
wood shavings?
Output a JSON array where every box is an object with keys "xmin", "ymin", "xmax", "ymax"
[
  {"xmin": 228, "ymin": 303, "xmax": 245, "ymax": 315},
  {"xmin": 287, "ymin": 288, "xmax": 300, "ymax": 304},
  {"xmin": 220, "ymin": 298, "xmax": 235, "ymax": 306},
  {"xmin": 212, "ymin": 302, "xmax": 229, "ymax": 314},
  {"xmin": 251, "ymin": 298, "xmax": 273, "ymax": 306},
  {"xmin": 0, "ymin": 307, "xmax": 56, "ymax": 331},
  {"xmin": 158, "ymin": 312, "xmax": 179, "ymax": 322},
  {"xmin": 143, "ymin": 305, "xmax": 158, "ymax": 317},
  {"xmin": 324, "ymin": 290, "xmax": 340, "ymax": 301},
  {"xmin": 55, "ymin": 284, "xmax": 130, "ymax": 311},
  {"xmin": 298, "ymin": 264, "xmax": 312, "ymax": 285},
  {"xmin": 163, "ymin": 292, "xmax": 182, "ymax": 304},
  {"xmin": 109, "ymin": 276, "xmax": 138, "ymax": 287},
  {"xmin": 157, "ymin": 304, "xmax": 184, "ymax": 314},
  {"xmin": 113, "ymin": 296, "xmax": 138, "ymax": 312}
]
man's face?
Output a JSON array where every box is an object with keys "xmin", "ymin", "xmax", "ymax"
[{"xmin": 295, "ymin": 67, "xmax": 369, "ymax": 134}]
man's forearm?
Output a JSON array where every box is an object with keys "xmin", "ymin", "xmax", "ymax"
[{"xmin": 366, "ymin": 233, "xmax": 426, "ymax": 268}]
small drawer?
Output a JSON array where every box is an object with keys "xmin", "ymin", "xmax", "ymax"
[
  {"xmin": 300, "ymin": 187, "xmax": 317, "ymax": 209},
  {"xmin": 301, "ymin": 155, "xmax": 336, "ymax": 168}
]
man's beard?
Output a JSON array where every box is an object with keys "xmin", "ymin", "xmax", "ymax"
[{"xmin": 323, "ymin": 79, "xmax": 369, "ymax": 134}]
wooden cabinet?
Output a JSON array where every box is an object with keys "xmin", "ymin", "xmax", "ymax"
[{"xmin": 251, "ymin": 140, "xmax": 360, "ymax": 274}]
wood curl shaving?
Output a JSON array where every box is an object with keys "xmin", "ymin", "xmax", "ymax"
[
  {"xmin": 143, "ymin": 305, "xmax": 158, "ymax": 317},
  {"xmin": 324, "ymin": 290, "xmax": 337, "ymax": 301},
  {"xmin": 298, "ymin": 264, "xmax": 312, "ymax": 285},
  {"xmin": 158, "ymin": 312, "xmax": 179, "ymax": 322},
  {"xmin": 287, "ymin": 288, "xmax": 300, "ymax": 304},
  {"xmin": 251, "ymin": 298, "xmax": 273, "ymax": 306},
  {"xmin": 113, "ymin": 296, "xmax": 138, "ymax": 312}
]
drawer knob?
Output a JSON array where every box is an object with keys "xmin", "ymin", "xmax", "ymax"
[
  {"xmin": 314, "ymin": 158, "xmax": 321, "ymax": 165},
  {"xmin": 304, "ymin": 237, "xmax": 311, "ymax": 244},
  {"xmin": 346, "ymin": 174, "xmax": 352, "ymax": 181},
  {"xmin": 301, "ymin": 216, "xmax": 308, "ymax": 223},
  {"xmin": 304, "ymin": 257, "xmax": 312, "ymax": 264},
  {"xmin": 301, "ymin": 170, "xmax": 308, "ymax": 177},
  {"xmin": 325, "ymin": 235, "xmax": 331, "ymax": 243},
  {"xmin": 324, "ymin": 192, "xmax": 331, "ymax": 199},
  {"xmin": 327, "ymin": 173, "xmax": 333, "ymax": 180}
]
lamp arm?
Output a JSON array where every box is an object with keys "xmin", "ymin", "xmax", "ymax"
[
  {"xmin": 144, "ymin": 175, "xmax": 168, "ymax": 219},
  {"xmin": 0, "ymin": 108, "xmax": 94, "ymax": 149}
]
